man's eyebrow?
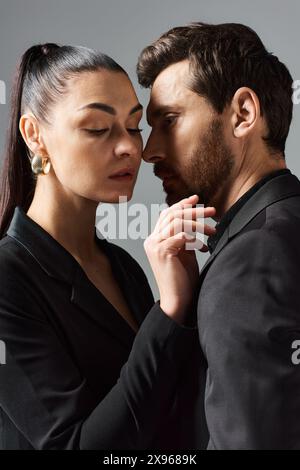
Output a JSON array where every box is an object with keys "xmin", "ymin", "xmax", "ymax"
[{"xmin": 77, "ymin": 102, "xmax": 143, "ymax": 116}]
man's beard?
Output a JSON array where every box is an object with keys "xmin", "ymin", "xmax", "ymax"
[{"xmin": 155, "ymin": 118, "xmax": 235, "ymax": 207}]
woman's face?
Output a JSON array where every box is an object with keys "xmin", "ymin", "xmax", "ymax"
[{"xmin": 41, "ymin": 69, "xmax": 143, "ymax": 203}]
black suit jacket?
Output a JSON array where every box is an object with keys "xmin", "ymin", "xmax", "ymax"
[
  {"xmin": 196, "ymin": 171, "xmax": 300, "ymax": 449},
  {"xmin": 0, "ymin": 206, "xmax": 197, "ymax": 450}
]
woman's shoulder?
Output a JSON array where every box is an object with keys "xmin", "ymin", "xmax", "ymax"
[
  {"xmin": 0, "ymin": 234, "xmax": 39, "ymax": 291},
  {"xmin": 0, "ymin": 235, "xmax": 47, "ymax": 318},
  {"xmin": 0, "ymin": 234, "xmax": 33, "ymax": 268}
]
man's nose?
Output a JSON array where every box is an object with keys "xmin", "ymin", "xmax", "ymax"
[{"xmin": 142, "ymin": 135, "xmax": 165, "ymax": 163}]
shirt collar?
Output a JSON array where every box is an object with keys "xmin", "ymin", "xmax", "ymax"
[{"xmin": 207, "ymin": 169, "xmax": 291, "ymax": 254}]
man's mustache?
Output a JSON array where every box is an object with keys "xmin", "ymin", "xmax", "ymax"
[{"xmin": 153, "ymin": 164, "xmax": 177, "ymax": 180}]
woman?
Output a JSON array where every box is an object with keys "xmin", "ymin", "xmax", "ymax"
[{"xmin": 0, "ymin": 43, "xmax": 216, "ymax": 450}]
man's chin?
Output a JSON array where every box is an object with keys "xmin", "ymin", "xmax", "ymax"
[
  {"xmin": 165, "ymin": 190, "xmax": 189, "ymax": 206},
  {"xmin": 165, "ymin": 189, "xmax": 212, "ymax": 207}
]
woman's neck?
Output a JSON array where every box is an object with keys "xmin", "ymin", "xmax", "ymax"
[{"xmin": 27, "ymin": 177, "xmax": 100, "ymax": 264}]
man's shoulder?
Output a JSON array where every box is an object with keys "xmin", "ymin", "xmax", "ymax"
[
  {"xmin": 245, "ymin": 193, "xmax": 300, "ymax": 241},
  {"xmin": 265, "ymin": 193, "xmax": 300, "ymax": 225},
  {"xmin": 206, "ymin": 193, "xmax": 300, "ymax": 271},
  {"xmin": 220, "ymin": 197, "xmax": 300, "ymax": 267}
]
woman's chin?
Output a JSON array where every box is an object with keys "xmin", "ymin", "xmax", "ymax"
[{"xmin": 98, "ymin": 190, "xmax": 134, "ymax": 204}]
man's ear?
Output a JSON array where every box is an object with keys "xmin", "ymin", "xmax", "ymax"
[
  {"xmin": 19, "ymin": 113, "xmax": 48, "ymax": 158},
  {"xmin": 230, "ymin": 87, "xmax": 261, "ymax": 138}
]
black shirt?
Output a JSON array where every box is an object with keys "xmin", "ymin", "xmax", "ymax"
[{"xmin": 207, "ymin": 169, "xmax": 291, "ymax": 254}]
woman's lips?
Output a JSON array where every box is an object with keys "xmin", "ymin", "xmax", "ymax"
[
  {"xmin": 109, "ymin": 168, "xmax": 136, "ymax": 182},
  {"xmin": 109, "ymin": 174, "xmax": 134, "ymax": 182}
]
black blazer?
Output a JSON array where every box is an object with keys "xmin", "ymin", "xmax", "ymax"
[
  {"xmin": 0, "ymin": 206, "xmax": 198, "ymax": 450},
  {"xmin": 196, "ymin": 171, "xmax": 300, "ymax": 449}
]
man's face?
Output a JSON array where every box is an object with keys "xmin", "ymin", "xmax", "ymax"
[{"xmin": 143, "ymin": 60, "xmax": 235, "ymax": 207}]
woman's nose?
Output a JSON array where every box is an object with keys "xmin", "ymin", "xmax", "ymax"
[{"xmin": 114, "ymin": 134, "xmax": 142, "ymax": 159}]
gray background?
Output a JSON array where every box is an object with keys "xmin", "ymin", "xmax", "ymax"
[{"xmin": 0, "ymin": 0, "xmax": 299, "ymax": 298}]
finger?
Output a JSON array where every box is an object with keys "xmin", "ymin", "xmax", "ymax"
[
  {"xmin": 170, "ymin": 194, "xmax": 199, "ymax": 210},
  {"xmin": 161, "ymin": 232, "xmax": 209, "ymax": 254},
  {"xmin": 161, "ymin": 232, "xmax": 197, "ymax": 254},
  {"xmin": 199, "ymin": 244, "xmax": 209, "ymax": 253},
  {"xmin": 185, "ymin": 237, "xmax": 209, "ymax": 252},
  {"xmin": 160, "ymin": 219, "xmax": 217, "ymax": 239},
  {"xmin": 156, "ymin": 195, "xmax": 200, "ymax": 228},
  {"xmin": 158, "ymin": 207, "xmax": 217, "ymax": 232}
]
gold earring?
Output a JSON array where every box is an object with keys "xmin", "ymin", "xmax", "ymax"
[{"xmin": 31, "ymin": 155, "xmax": 51, "ymax": 175}]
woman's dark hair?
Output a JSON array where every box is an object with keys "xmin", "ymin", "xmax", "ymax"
[
  {"xmin": 137, "ymin": 22, "xmax": 294, "ymax": 156},
  {"xmin": 0, "ymin": 43, "xmax": 126, "ymax": 239}
]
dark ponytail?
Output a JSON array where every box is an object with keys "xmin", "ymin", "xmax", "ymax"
[
  {"xmin": 0, "ymin": 46, "xmax": 41, "ymax": 239},
  {"xmin": 0, "ymin": 43, "xmax": 127, "ymax": 239}
]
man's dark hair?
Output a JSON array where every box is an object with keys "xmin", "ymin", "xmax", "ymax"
[{"xmin": 137, "ymin": 22, "xmax": 293, "ymax": 156}]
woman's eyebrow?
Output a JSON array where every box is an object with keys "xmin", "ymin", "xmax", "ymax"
[{"xmin": 77, "ymin": 102, "xmax": 143, "ymax": 115}]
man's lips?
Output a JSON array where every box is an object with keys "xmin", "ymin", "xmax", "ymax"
[
  {"xmin": 155, "ymin": 171, "xmax": 177, "ymax": 187},
  {"xmin": 162, "ymin": 176, "xmax": 176, "ymax": 190},
  {"xmin": 155, "ymin": 171, "xmax": 176, "ymax": 182}
]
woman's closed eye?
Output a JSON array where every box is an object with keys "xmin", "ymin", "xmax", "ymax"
[
  {"xmin": 127, "ymin": 128, "xmax": 143, "ymax": 134},
  {"xmin": 83, "ymin": 128, "xmax": 109, "ymax": 135},
  {"xmin": 83, "ymin": 128, "xmax": 143, "ymax": 135}
]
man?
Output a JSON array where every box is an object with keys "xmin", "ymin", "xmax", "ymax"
[{"xmin": 137, "ymin": 22, "xmax": 300, "ymax": 449}]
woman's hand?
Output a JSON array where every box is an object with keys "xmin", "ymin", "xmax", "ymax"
[{"xmin": 144, "ymin": 195, "xmax": 216, "ymax": 325}]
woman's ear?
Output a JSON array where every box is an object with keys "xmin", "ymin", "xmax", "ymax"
[
  {"xmin": 230, "ymin": 87, "xmax": 261, "ymax": 139},
  {"xmin": 19, "ymin": 113, "xmax": 48, "ymax": 157}
]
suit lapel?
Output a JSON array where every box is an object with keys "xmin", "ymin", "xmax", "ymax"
[
  {"xmin": 6, "ymin": 207, "xmax": 145, "ymax": 349},
  {"xmin": 99, "ymin": 240, "xmax": 150, "ymax": 327},
  {"xmin": 200, "ymin": 227, "xmax": 230, "ymax": 276},
  {"xmin": 70, "ymin": 265, "xmax": 136, "ymax": 351},
  {"xmin": 199, "ymin": 173, "xmax": 300, "ymax": 280},
  {"xmin": 111, "ymin": 261, "xmax": 150, "ymax": 327}
]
